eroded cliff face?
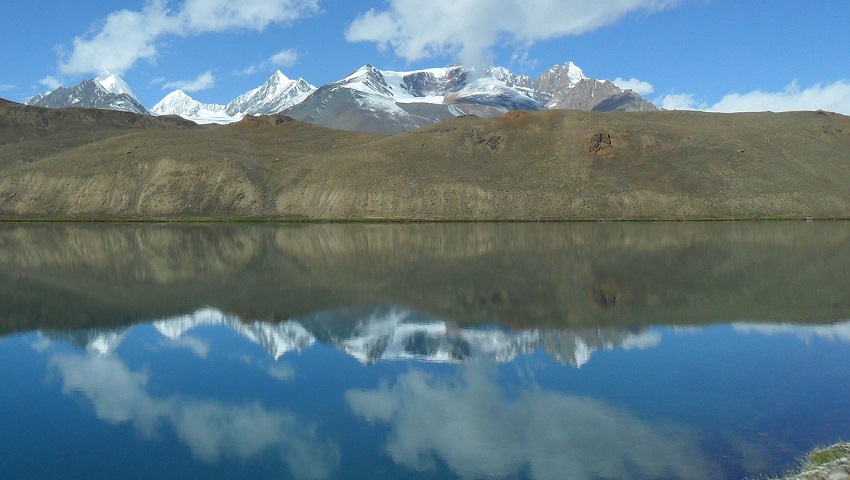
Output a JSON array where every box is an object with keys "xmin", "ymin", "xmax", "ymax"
[{"xmin": 3, "ymin": 222, "xmax": 849, "ymax": 335}]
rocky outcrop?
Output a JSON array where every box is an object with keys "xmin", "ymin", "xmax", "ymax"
[{"xmin": 548, "ymin": 78, "xmax": 657, "ymax": 111}]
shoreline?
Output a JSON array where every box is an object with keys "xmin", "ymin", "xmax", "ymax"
[
  {"xmin": 769, "ymin": 442, "xmax": 850, "ymax": 480},
  {"xmin": 0, "ymin": 215, "xmax": 847, "ymax": 223}
]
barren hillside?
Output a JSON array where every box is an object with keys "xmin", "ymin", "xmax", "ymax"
[{"xmin": 1, "ymin": 99, "xmax": 849, "ymax": 220}]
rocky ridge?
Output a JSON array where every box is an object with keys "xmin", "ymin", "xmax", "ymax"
[{"xmin": 28, "ymin": 73, "xmax": 148, "ymax": 114}]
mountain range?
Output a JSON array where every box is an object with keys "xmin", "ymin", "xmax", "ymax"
[{"xmin": 27, "ymin": 62, "xmax": 656, "ymax": 134}]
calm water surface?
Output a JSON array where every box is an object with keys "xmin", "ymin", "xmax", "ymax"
[{"xmin": 1, "ymin": 222, "xmax": 849, "ymax": 480}]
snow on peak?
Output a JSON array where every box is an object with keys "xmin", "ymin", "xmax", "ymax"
[
  {"xmin": 224, "ymin": 70, "xmax": 316, "ymax": 116},
  {"xmin": 337, "ymin": 63, "xmax": 539, "ymax": 109},
  {"xmin": 151, "ymin": 89, "xmax": 196, "ymax": 114},
  {"xmin": 271, "ymin": 70, "xmax": 292, "ymax": 84},
  {"xmin": 161, "ymin": 89, "xmax": 191, "ymax": 103},
  {"xmin": 563, "ymin": 61, "xmax": 587, "ymax": 85},
  {"xmin": 151, "ymin": 90, "xmax": 234, "ymax": 124},
  {"xmin": 342, "ymin": 64, "xmax": 382, "ymax": 82},
  {"xmin": 95, "ymin": 72, "xmax": 137, "ymax": 99}
]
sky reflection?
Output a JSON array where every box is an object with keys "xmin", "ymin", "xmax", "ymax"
[
  {"xmin": 4, "ymin": 308, "xmax": 850, "ymax": 480},
  {"xmin": 49, "ymin": 351, "xmax": 340, "ymax": 480},
  {"xmin": 348, "ymin": 362, "xmax": 714, "ymax": 480},
  {"xmin": 733, "ymin": 320, "xmax": 850, "ymax": 343}
]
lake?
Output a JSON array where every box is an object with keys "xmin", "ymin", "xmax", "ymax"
[{"xmin": 1, "ymin": 221, "xmax": 848, "ymax": 480}]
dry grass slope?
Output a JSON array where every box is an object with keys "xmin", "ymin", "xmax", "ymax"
[{"xmin": 1, "ymin": 99, "xmax": 849, "ymax": 220}]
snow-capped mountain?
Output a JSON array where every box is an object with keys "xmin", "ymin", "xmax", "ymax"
[
  {"xmin": 283, "ymin": 64, "xmax": 465, "ymax": 134},
  {"xmin": 224, "ymin": 70, "xmax": 315, "ymax": 117},
  {"xmin": 96, "ymin": 72, "xmax": 137, "ymax": 98},
  {"xmin": 150, "ymin": 90, "xmax": 234, "ymax": 125},
  {"xmin": 535, "ymin": 61, "xmax": 588, "ymax": 97},
  {"xmin": 284, "ymin": 63, "xmax": 554, "ymax": 134},
  {"xmin": 284, "ymin": 62, "xmax": 656, "ymax": 134},
  {"xmin": 149, "ymin": 71, "xmax": 315, "ymax": 124},
  {"xmin": 27, "ymin": 62, "xmax": 657, "ymax": 134},
  {"xmin": 45, "ymin": 305, "xmax": 660, "ymax": 368},
  {"xmin": 27, "ymin": 72, "xmax": 148, "ymax": 114},
  {"xmin": 537, "ymin": 63, "xmax": 656, "ymax": 111}
]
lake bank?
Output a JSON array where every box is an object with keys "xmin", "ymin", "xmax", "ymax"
[{"xmin": 771, "ymin": 442, "xmax": 850, "ymax": 480}]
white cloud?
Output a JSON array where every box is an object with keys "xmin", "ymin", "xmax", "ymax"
[
  {"xmin": 613, "ymin": 76, "xmax": 654, "ymax": 95},
  {"xmin": 59, "ymin": 0, "xmax": 320, "ymax": 76},
  {"xmin": 510, "ymin": 44, "xmax": 540, "ymax": 72},
  {"xmin": 347, "ymin": 364, "xmax": 714, "ymax": 480},
  {"xmin": 346, "ymin": 0, "xmax": 678, "ymax": 66},
  {"xmin": 179, "ymin": 0, "xmax": 319, "ymax": 33},
  {"xmin": 268, "ymin": 49, "xmax": 300, "ymax": 68},
  {"xmin": 59, "ymin": 1, "xmax": 175, "ymax": 76},
  {"xmin": 237, "ymin": 48, "xmax": 300, "ymax": 76},
  {"xmin": 39, "ymin": 76, "xmax": 63, "ymax": 90},
  {"xmin": 0, "ymin": 84, "xmax": 15, "ymax": 92},
  {"xmin": 707, "ymin": 80, "xmax": 850, "ymax": 114},
  {"xmin": 162, "ymin": 70, "xmax": 216, "ymax": 92},
  {"xmin": 659, "ymin": 80, "xmax": 850, "ymax": 114},
  {"xmin": 657, "ymin": 92, "xmax": 703, "ymax": 110}
]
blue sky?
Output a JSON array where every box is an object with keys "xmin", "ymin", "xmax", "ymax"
[{"xmin": 2, "ymin": 0, "xmax": 849, "ymax": 113}]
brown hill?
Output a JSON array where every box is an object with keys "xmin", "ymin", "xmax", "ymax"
[
  {"xmin": 1, "ymin": 99, "xmax": 848, "ymax": 220},
  {"xmin": 0, "ymin": 98, "xmax": 197, "ymax": 164}
]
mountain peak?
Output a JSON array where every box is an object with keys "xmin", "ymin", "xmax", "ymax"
[
  {"xmin": 533, "ymin": 61, "xmax": 589, "ymax": 100},
  {"xmin": 343, "ymin": 64, "xmax": 383, "ymax": 82},
  {"xmin": 163, "ymin": 89, "xmax": 190, "ymax": 100},
  {"xmin": 562, "ymin": 61, "xmax": 586, "ymax": 84},
  {"xmin": 26, "ymin": 72, "xmax": 148, "ymax": 114},
  {"xmin": 271, "ymin": 70, "xmax": 292, "ymax": 83},
  {"xmin": 95, "ymin": 72, "xmax": 137, "ymax": 99},
  {"xmin": 151, "ymin": 89, "xmax": 231, "ymax": 124},
  {"xmin": 545, "ymin": 62, "xmax": 586, "ymax": 85},
  {"xmin": 223, "ymin": 70, "xmax": 316, "ymax": 117}
]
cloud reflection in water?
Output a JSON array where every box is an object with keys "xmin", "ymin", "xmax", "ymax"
[
  {"xmin": 733, "ymin": 321, "xmax": 850, "ymax": 343},
  {"xmin": 348, "ymin": 363, "xmax": 714, "ymax": 480},
  {"xmin": 49, "ymin": 353, "xmax": 339, "ymax": 480}
]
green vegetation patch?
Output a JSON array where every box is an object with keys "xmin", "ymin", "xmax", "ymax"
[
  {"xmin": 766, "ymin": 442, "xmax": 850, "ymax": 480},
  {"xmin": 806, "ymin": 442, "xmax": 850, "ymax": 468}
]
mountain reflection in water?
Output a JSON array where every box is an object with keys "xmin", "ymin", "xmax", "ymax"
[
  {"xmin": 2, "ymin": 221, "xmax": 850, "ymax": 480},
  {"xmin": 52, "ymin": 305, "xmax": 660, "ymax": 366}
]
